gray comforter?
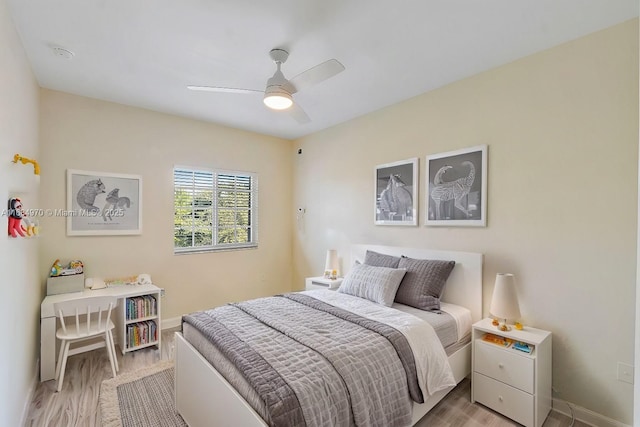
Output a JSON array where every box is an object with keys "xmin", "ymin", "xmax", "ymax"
[{"xmin": 182, "ymin": 293, "xmax": 422, "ymax": 427}]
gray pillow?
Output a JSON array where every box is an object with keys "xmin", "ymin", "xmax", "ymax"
[
  {"xmin": 364, "ymin": 250, "xmax": 401, "ymax": 268},
  {"xmin": 395, "ymin": 257, "xmax": 456, "ymax": 311},
  {"xmin": 338, "ymin": 263, "xmax": 407, "ymax": 307}
]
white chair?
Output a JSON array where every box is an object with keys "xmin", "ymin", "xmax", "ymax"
[{"xmin": 53, "ymin": 296, "xmax": 119, "ymax": 392}]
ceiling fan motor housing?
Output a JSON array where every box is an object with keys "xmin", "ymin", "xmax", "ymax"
[
  {"xmin": 266, "ymin": 68, "xmax": 289, "ymax": 90},
  {"xmin": 263, "ymin": 61, "xmax": 293, "ymax": 110}
]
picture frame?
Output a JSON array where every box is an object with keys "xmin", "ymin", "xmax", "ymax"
[
  {"xmin": 425, "ymin": 145, "xmax": 487, "ymax": 227},
  {"xmin": 374, "ymin": 157, "xmax": 418, "ymax": 226},
  {"xmin": 66, "ymin": 169, "xmax": 142, "ymax": 236}
]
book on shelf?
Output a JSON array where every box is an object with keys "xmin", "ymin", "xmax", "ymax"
[
  {"xmin": 513, "ymin": 341, "xmax": 533, "ymax": 353},
  {"xmin": 125, "ymin": 295, "xmax": 157, "ymax": 320},
  {"xmin": 126, "ymin": 320, "xmax": 158, "ymax": 349},
  {"xmin": 482, "ymin": 333, "xmax": 513, "ymax": 348}
]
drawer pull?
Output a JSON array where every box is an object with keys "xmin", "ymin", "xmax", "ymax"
[
  {"xmin": 498, "ymin": 363, "xmax": 504, "ymax": 369},
  {"xmin": 498, "ymin": 395, "xmax": 503, "ymax": 402}
]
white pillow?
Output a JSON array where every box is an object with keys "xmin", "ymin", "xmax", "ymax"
[{"xmin": 337, "ymin": 263, "xmax": 407, "ymax": 307}]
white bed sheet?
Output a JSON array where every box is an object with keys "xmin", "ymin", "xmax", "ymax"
[{"xmin": 392, "ymin": 301, "xmax": 472, "ymax": 342}]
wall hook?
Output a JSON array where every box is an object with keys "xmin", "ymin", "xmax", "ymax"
[{"xmin": 13, "ymin": 154, "xmax": 40, "ymax": 175}]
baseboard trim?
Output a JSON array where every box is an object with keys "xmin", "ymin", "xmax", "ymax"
[
  {"xmin": 161, "ymin": 316, "xmax": 181, "ymax": 330},
  {"xmin": 20, "ymin": 358, "xmax": 39, "ymax": 427},
  {"xmin": 552, "ymin": 398, "xmax": 630, "ymax": 427}
]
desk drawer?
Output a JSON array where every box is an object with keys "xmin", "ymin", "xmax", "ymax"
[
  {"xmin": 475, "ymin": 340, "xmax": 534, "ymax": 393},
  {"xmin": 473, "ymin": 372, "xmax": 534, "ymax": 427}
]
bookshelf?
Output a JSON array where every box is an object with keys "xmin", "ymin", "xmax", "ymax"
[
  {"xmin": 114, "ymin": 286, "xmax": 161, "ymax": 354},
  {"xmin": 40, "ymin": 283, "xmax": 163, "ymax": 381}
]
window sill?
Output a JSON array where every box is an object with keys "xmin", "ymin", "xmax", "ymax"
[{"xmin": 174, "ymin": 245, "xmax": 258, "ymax": 255}]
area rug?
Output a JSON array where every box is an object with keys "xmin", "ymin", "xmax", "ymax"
[{"xmin": 100, "ymin": 360, "xmax": 187, "ymax": 427}]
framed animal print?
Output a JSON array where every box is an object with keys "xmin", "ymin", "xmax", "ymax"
[
  {"xmin": 374, "ymin": 158, "xmax": 418, "ymax": 226},
  {"xmin": 426, "ymin": 145, "xmax": 487, "ymax": 227},
  {"xmin": 66, "ymin": 169, "xmax": 142, "ymax": 236}
]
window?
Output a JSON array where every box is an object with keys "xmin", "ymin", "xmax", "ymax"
[{"xmin": 174, "ymin": 167, "xmax": 258, "ymax": 253}]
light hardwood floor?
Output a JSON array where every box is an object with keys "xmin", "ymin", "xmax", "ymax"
[
  {"xmin": 26, "ymin": 328, "xmax": 584, "ymax": 427},
  {"xmin": 26, "ymin": 327, "xmax": 177, "ymax": 427}
]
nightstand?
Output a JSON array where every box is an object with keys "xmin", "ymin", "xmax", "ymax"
[
  {"xmin": 305, "ymin": 276, "xmax": 343, "ymax": 291},
  {"xmin": 471, "ymin": 318, "xmax": 552, "ymax": 427}
]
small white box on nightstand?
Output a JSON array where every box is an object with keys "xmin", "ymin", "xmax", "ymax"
[{"xmin": 305, "ymin": 276, "xmax": 343, "ymax": 291}]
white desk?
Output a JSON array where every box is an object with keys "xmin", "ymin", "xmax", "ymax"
[{"xmin": 40, "ymin": 283, "xmax": 161, "ymax": 382}]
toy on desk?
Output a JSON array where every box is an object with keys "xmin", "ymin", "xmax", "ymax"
[
  {"xmin": 104, "ymin": 276, "xmax": 137, "ymax": 286},
  {"xmin": 514, "ymin": 322, "xmax": 523, "ymax": 330},
  {"xmin": 68, "ymin": 260, "xmax": 83, "ymax": 273},
  {"xmin": 50, "ymin": 259, "xmax": 63, "ymax": 277},
  {"xmin": 50, "ymin": 259, "xmax": 83, "ymax": 277},
  {"xmin": 104, "ymin": 273, "xmax": 151, "ymax": 286}
]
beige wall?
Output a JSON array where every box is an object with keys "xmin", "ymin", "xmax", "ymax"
[
  {"xmin": 38, "ymin": 91, "xmax": 293, "ymax": 320},
  {"xmin": 11, "ymin": 9, "xmax": 638, "ymax": 425},
  {"xmin": 0, "ymin": 0, "xmax": 40, "ymax": 425},
  {"xmin": 292, "ymin": 20, "xmax": 639, "ymax": 424}
]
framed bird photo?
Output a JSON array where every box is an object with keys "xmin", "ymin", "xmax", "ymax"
[
  {"xmin": 426, "ymin": 145, "xmax": 487, "ymax": 227},
  {"xmin": 66, "ymin": 169, "xmax": 142, "ymax": 236},
  {"xmin": 374, "ymin": 158, "xmax": 418, "ymax": 226}
]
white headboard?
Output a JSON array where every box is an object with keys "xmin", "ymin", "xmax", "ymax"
[{"xmin": 349, "ymin": 244, "xmax": 484, "ymax": 322}]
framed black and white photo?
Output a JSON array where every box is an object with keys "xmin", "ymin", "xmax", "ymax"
[
  {"xmin": 426, "ymin": 145, "xmax": 487, "ymax": 227},
  {"xmin": 374, "ymin": 158, "xmax": 418, "ymax": 226},
  {"xmin": 67, "ymin": 169, "xmax": 142, "ymax": 236}
]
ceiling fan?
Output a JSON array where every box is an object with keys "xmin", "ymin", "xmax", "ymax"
[{"xmin": 188, "ymin": 48, "xmax": 345, "ymax": 124}]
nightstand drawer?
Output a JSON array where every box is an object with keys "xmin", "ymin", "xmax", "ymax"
[
  {"xmin": 475, "ymin": 340, "xmax": 534, "ymax": 393},
  {"xmin": 473, "ymin": 372, "xmax": 534, "ymax": 427}
]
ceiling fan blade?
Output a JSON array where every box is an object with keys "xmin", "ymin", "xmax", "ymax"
[
  {"xmin": 187, "ymin": 85, "xmax": 263, "ymax": 94},
  {"xmin": 288, "ymin": 102, "xmax": 310, "ymax": 124},
  {"xmin": 289, "ymin": 59, "xmax": 345, "ymax": 92}
]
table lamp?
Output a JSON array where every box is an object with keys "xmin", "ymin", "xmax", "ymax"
[
  {"xmin": 324, "ymin": 249, "xmax": 339, "ymax": 279},
  {"xmin": 489, "ymin": 273, "xmax": 521, "ymax": 331}
]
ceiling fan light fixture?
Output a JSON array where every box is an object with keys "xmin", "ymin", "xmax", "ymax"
[{"xmin": 263, "ymin": 86, "xmax": 293, "ymax": 110}]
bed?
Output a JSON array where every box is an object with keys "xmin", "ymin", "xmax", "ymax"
[{"xmin": 174, "ymin": 245, "xmax": 483, "ymax": 426}]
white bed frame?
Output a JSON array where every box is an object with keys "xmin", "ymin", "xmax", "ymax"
[{"xmin": 175, "ymin": 245, "xmax": 483, "ymax": 427}]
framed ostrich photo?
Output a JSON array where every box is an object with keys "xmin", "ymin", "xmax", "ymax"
[
  {"xmin": 66, "ymin": 169, "xmax": 142, "ymax": 236},
  {"xmin": 374, "ymin": 158, "xmax": 418, "ymax": 226},
  {"xmin": 426, "ymin": 145, "xmax": 487, "ymax": 227}
]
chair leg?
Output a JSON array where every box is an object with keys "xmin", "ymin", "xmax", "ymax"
[
  {"xmin": 108, "ymin": 330, "xmax": 118, "ymax": 373},
  {"xmin": 54, "ymin": 340, "xmax": 65, "ymax": 381},
  {"xmin": 109, "ymin": 329, "xmax": 119, "ymax": 372},
  {"xmin": 56, "ymin": 341, "xmax": 71, "ymax": 392},
  {"xmin": 105, "ymin": 332, "xmax": 117, "ymax": 378}
]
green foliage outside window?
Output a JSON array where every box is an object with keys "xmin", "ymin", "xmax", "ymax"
[{"xmin": 174, "ymin": 169, "xmax": 256, "ymax": 252}]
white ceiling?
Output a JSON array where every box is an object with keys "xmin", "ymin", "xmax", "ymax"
[{"xmin": 7, "ymin": 0, "xmax": 638, "ymax": 140}]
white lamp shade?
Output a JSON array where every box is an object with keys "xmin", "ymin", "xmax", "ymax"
[
  {"xmin": 324, "ymin": 249, "xmax": 339, "ymax": 274},
  {"xmin": 489, "ymin": 273, "xmax": 521, "ymax": 320}
]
